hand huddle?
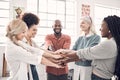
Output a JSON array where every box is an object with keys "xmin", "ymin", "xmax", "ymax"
[{"xmin": 47, "ymin": 49, "xmax": 79, "ymax": 68}]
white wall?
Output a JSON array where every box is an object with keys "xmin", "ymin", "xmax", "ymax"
[
  {"xmin": 76, "ymin": 0, "xmax": 120, "ymax": 36},
  {"xmin": 76, "ymin": 0, "xmax": 94, "ymax": 36},
  {"xmin": 0, "ymin": 0, "xmax": 27, "ymax": 77},
  {"xmin": 9, "ymin": 0, "xmax": 27, "ymax": 20},
  {"xmin": 95, "ymin": 0, "xmax": 120, "ymax": 8},
  {"xmin": 1, "ymin": 0, "xmax": 120, "ymax": 77}
]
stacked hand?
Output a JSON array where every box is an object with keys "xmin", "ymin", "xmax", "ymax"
[{"xmin": 47, "ymin": 49, "xmax": 80, "ymax": 68}]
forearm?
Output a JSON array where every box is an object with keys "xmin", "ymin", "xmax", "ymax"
[
  {"xmin": 64, "ymin": 58, "xmax": 79, "ymax": 63},
  {"xmin": 65, "ymin": 52, "xmax": 79, "ymax": 61},
  {"xmin": 41, "ymin": 57, "xmax": 61, "ymax": 68},
  {"xmin": 42, "ymin": 50, "xmax": 54, "ymax": 58},
  {"xmin": 61, "ymin": 50, "xmax": 78, "ymax": 58},
  {"xmin": 60, "ymin": 51, "xmax": 79, "ymax": 63}
]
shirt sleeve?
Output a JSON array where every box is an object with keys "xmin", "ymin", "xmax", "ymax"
[
  {"xmin": 45, "ymin": 35, "xmax": 53, "ymax": 48},
  {"xmin": 76, "ymin": 39, "xmax": 117, "ymax": 60},
  {"xmin": 7, "ymin": 45, "xmax": 43, "ymax": 65},
  {"xmin": 63, "ymin": 35, "xmax": 71, "ymax": 49},
  {"xmin": 72, "ymin": 37, "xmax": 80, "ymax": 50},
  {"xmin": 18, "ymin": 41, "xmax": 44, "ymax": 55},
  {"xmin": 89, "ymin": 35, "xmax": 101, "ymax": 47}
]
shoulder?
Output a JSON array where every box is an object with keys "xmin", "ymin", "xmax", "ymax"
[
  {"xmin": 46, "ymin": 34, "xmax": 52, "ymax": 36},
  {"xmin": 45, "ymin": 34, "xmax": 53, "ymax": 38},
  {"xmin": 78, "ymin": 36, "xmax": 84, "ymax": 39},
  {"xmin": 107, "ymin": 38, "xmax": 116, "ymax": 45},
  {"xmin": 73, "ymin": 36, "xmax": 83, "ymax": 43},
  {"xmin": 92, "ymin": 34, "xmax": 100, "ymax": 38},
  {"xmin": 6, "ymin": 39, "xmax": 17, "ymax": 48},
  {"xmin": 100, "ymin": 38, "xmax": 116, "ymax": 48},
  {"xmin": 6, "ymin": 41, "xmax": 23, "ymax": 54},
  {"xmin": 90, "ymin": 34, "xmax": 101, "ymax": 41},
  {"xmin": 62, "ymin": 34, "xmax": 71, "ymax": 39},
  {"xmin": 96, "ymin": 38, "xmax": 117, "ymax": 54}
]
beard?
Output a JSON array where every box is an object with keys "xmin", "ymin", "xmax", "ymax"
[{"xmin": 53, "ymin": 28, "xmax": 62, "ymax": 34}]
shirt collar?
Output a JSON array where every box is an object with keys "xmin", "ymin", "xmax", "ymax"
[
  {"xmin": 51, "ymin": 33, "xmax": 64, "ymax": 39},
  {"xmin": 81, "ymin": 32, "xmax": 94, "ymax": 37},
  {"xmin": 22, "ymin": 37, "xmax": 28, "ymax": 43}
]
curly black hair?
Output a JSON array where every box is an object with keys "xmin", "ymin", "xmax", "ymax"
[
  {"xmin": 104, "ymin": 15, "xmax": 120, "ymax": 79},
  {"xmin": 22, "ymin": 13, "xmax": 40, "ymax": 29}
]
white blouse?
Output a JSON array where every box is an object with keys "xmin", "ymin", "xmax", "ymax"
[
  {"xmin": 22, "ymin": 38, "xmax": 47, "ymax": 80},
  {"xmin": 5, "ymin": 39, "xmax": 43, "ymax": 80}
]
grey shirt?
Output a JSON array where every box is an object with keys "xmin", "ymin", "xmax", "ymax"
[{"xmin": 76, "ymin": 38, "xmax": 117, "ymax": 79}]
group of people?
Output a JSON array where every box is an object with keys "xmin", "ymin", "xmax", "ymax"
[{"xmin": 5, "ymin": 12, "xmax": 120, "ymax": 80}]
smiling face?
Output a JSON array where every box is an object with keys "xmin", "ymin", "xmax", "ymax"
[
  {"xmin": 80, "ymin": 20, "xmax": 90, "ymax": 32},
  {"xmin": 26, "ymin": 24, "xmax": 38, "ymax": 38},
  {"xmin": 100, "ymin": 21, "xmax": 110, "ymax": 38},
  {"xmin": 6, "ymin": 19, "xmax": 28, "ymax": 41},
  {"xmin": 16, "ymin": 29, "xmax": 27, "ymax": 40},
  {"xmin": 53, "ymin": 20, "xmax": 62, "ymax": 34}
]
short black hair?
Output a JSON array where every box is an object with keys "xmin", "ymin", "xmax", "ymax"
[
  {"xmin": 104, "ymin": 15, "xmax": 120, "ymax": 78},
  {"xmin": 22, "ymin": 13, "xmax": 40, "ymax": 29}
]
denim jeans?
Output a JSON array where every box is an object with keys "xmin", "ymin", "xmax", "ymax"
[
  {"xmin": 30, "ymin": 64, "xmax": 39, "ymax": 80},
  {"xmin": 47, "ymin": 73, "xmax": 68, "ymax": 80},
  {"xmin": 92, "ymin": 73, "xmax": 111, "ymax": 80}
]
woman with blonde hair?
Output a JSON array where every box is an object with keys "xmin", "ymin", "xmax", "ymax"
[
  {"xmin": 5, "ymin": 19, "xmax": 63, "ymax": 80},
  {"xmin": 72, "ymin": 16, "xmax": 100, "ymax": 80}
]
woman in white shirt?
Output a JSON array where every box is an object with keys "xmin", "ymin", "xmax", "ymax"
[
  {"xmin": 22, "ymin": 13, "xmax": 46, "ymax": 80},
  {"xmin": 56, "ymin": 15, "xmax": 120, "ymax": 80},
  {"xmin": 5, "ymin": 19, "xmax": 63, "ymax": 80}
]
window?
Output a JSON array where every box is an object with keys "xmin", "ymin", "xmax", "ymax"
[
  {"xmin": 0, "ymin": 0, "xmax": 10, "ymax": 45},
  {"xmin": 94, "ymin": 4, "xmax": 120, "ymax": 36},
  {"xmin": 27, "ymin": 0, "xmax": 76, "ymax": 46}
]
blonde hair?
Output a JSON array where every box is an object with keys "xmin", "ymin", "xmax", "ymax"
[
  {"xmin": 6, "ymin": 19, "xmax": 41, "ymax": 53},
  {"xmin": 80, "ymin": 16, "xmax": 96, "ymax": 34},
  {"xmin": 6, "ymin": 19, "xmax": 27, "ymax": 45}
]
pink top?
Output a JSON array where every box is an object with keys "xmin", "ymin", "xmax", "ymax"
[{"xmin": 45, "ymin": 34, "xmax": 71, "ymax": 75}]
